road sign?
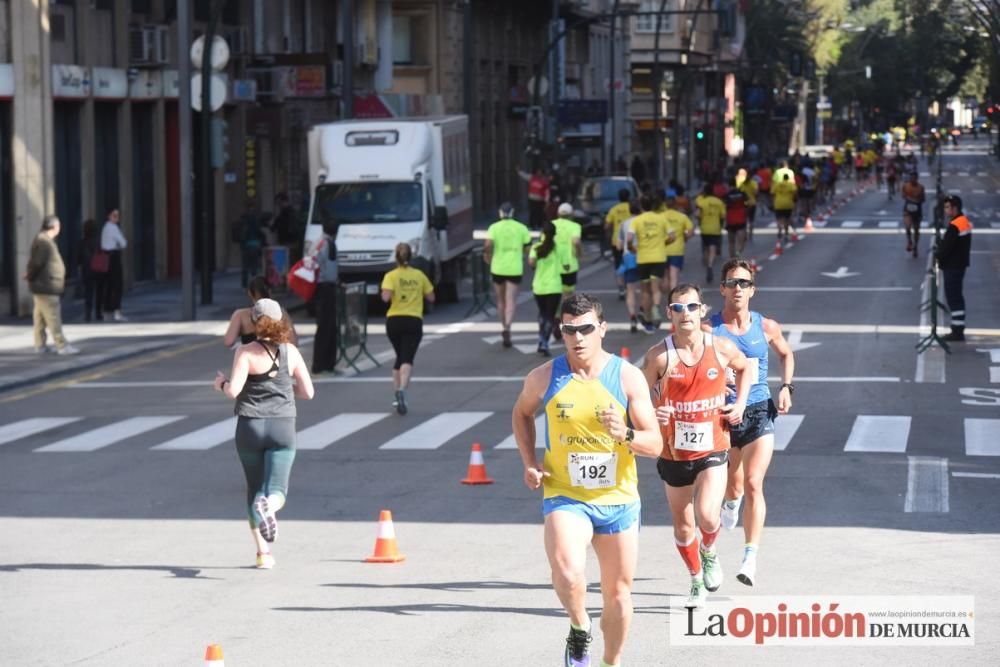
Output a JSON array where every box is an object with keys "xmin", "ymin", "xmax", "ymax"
[
  {"xmin": 557, "ymin": 99, "xmax": 608, "ymax": 125},
  {"xmin": 191, "ymin": 72, "xmax": 227, "ymax": 112},
  {"xmin": 190, "ymin": 35, "xmax": 230, "ymax": 71},
  {"xmin": 527, "ymin": 75, "xmax": 549, "ymax": 98}
]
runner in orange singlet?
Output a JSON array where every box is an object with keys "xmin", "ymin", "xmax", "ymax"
[{"xmin": 640, "ymin": 284, "xmax": 751, "ymax": 609}]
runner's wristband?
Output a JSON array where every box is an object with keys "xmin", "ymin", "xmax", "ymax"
[{"xmin": 781, "ymin": 383, "xmax": 795, "ymax": 395}]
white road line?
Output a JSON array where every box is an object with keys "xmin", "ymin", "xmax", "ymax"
[
  {"xmin": 297, "ymin": 413, "xmax": 390, "ymax": 450},
  {"xmin": 904, "ymin": 456, "xmax": 949, "ymax": 513},
  {"xmin": 958, "ymin": 172, "xmax": 970, "ymax": 177},
  {"xmin": 991, "ymin": 223, "xmax": 1000, "ymax": 229},
  {"xmin": 151, "ymin": 417, "xmax": 237, "ymax": 450},
  {"xmin": 380, "ymin": 411, "xmax": 493, "ymax": 450},
  {"xmin": 496, "ymin": 415, "xmax": 546, "ymax": 449},
  {"xmin": 949, "ymin": 189, "xmax": 962, "ymax": 194},
  {"xmin": 0, "ymin": 417, "xmax": 82, "ymax": 447},
  {"xmin": 952, "ymin": 472, "xmax": 1000, "ymax": 479},
  {"xmin": 841, "ymin": 220, "xmax": 863, "ymax": 228},
  {"xmin": 773, "ymin": 414, "xmax": 804, "ymax": 452},
  {"xmin": 973, "ymin": 189, "xmax": 987, "ymax": 194},
  {"xmin": 991, "ymin": 367, "xmax": 1000, "ymax": 384},
  {"xmin": 965, "ymin": 418, "xmax": 1000, "ymax": 456},
  {"xmin": 843, "ymin": 415, "xmax": 911, "ymax": 453},
  {"xmin": 878, "ymin": 221, "xmax": 898, "ymax": 228},
  {"xmin": 977, "ymin": 172, "xmax": 988, "ymax": 176},
  {"xmin": 35, "ymin": 416, "xmax": 184, "ymax": 452}
]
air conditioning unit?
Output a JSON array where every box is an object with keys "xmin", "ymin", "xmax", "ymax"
[
  {"xmin": 356, "ymin": 41, "xmax": 378, "ymax": 67},
  {"xmin": 128, "ymin": 25, "xmax": 169, "ymax": 65}
]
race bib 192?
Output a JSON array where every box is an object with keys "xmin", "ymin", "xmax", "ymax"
[{"xmin": 568, "ymin": 451, "xmax": 618, "ymax": 489}]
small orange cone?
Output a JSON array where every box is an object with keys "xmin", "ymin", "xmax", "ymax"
[
  {"xmin": 365, "ymin": 510, "xmax": 406, "ymax": 563},
  {"xmin": 204, "ymin": 644, "xmax": 224, "ymax": 667},
  {"xmin": 790, "ymin": 231, "xmax": 800, "ymax": 243},
  {"xmin": 461, "ymin": 443, "xmax": 495, "ymax": 485},
  {"xmin": 804, "ymin": 217, "xmax": 814, "ymax": 232},
  {"xmin": 620, "ymin": 346, "xmax": 631, "ymax": 363},
  {"xmin": 749, "ymin": 257, "xmax": 761, "ymax": 273},
  {"xmin": 773, "ymin": 240, "xmax": 783, "ymax": 256}
]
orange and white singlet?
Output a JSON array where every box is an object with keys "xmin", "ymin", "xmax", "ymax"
[{"xmin": 657, "ymin": 333, "xmax": 730, "ymax": 461}]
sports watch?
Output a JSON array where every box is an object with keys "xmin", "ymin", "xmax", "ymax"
[
  {"xmin": 781, "ymin": 383, "xmax": 795, "ymax": 395},
  {"xmin": 625, "ymin": 427, "xmax": 635, "ymax": 443}
]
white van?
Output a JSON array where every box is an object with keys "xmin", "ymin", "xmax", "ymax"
[{"xmin": 303, "ymin": 116, "xmax": 474, "ymax": 301}]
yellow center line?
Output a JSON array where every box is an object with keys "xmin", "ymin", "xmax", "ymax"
[{"xmin": 0, "ymin": 338, "xmax": 218, "ymax": 405}]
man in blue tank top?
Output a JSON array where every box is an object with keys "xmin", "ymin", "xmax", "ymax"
[{"xmin": 708, "ymin": 258, "xmax": 795, "ymax": 587}]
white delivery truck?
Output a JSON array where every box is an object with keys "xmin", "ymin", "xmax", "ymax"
[{"xmin": 303, "ymin": 116, "xmax": 474, "ymax": 302}]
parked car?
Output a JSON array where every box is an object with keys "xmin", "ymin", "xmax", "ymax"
[
  {"xmin": 972, "ymin": 115, "xmax": 991, "ymax": 132},
  {"xmin": 573, "ymin": 176, "xmax": 639, "ymax": 238}
]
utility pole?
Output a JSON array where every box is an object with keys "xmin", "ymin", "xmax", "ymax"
[
  {"xmin": 607, "ymin": 0, "xmax": 620, "ymax": 174},
  {"xmin": 178, "ymin": 0, "xmax": 194, "ymax": 319},
  {"xmin": 199, "ymin": 0, "xmax": 224, "ymax": 305}
]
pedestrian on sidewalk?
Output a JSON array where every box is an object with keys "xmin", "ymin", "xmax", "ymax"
[
  {"xmin": 937, "ymin": 195, "xmax": 973, "ymax": 342},
  {"xmin": 381, "ymin": 242, "xmax": 435, "ymax": 415},
  {"xmin": 310, "ymin": 222, "xmax": 340, "ymax": 374},
  {"xmin": 99, "ymin": 208, "xmax": 128, "ymax": 321},
  {"xmin": 24, "ymin": 215, "xmax": 79, "ymax": 355},
  {"xmin": 484, "ymin": 202, "xmax": 532, "ymax": 348},
  {"xmin": 79, "ymin": 218, "xmax": 100, "ymax": 322},
  {"xmin": 223, "ymin": 276, "xmax": 299, "ymax": 348},
  {"xmin": 214, "ymin": 297, "xmax": 315, "ymax": 570}
]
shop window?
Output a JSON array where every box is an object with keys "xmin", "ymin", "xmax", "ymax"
[{"xmin": 635, "ymin": 0, "xmax": 674, "ymax": 34}]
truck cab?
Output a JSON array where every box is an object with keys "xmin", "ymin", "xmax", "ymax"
[{"xmin": 303, "ymin": 117, "xmax": 473, "ymax": 302}]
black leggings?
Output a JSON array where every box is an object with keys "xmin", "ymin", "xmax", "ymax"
[
  {"xmin": 235, "ymin": 416, "xmax": 297, "ymax": 526},
  {"xmin": 534, "ymin": 293, "xmax": 562, "ymax": 343},
  {"xmin": 312, "ymin": 282, "xmax": 339, "ymax": 373},
  {"xmin": 386, "ymin": 315, "xmax": 423, "ymax": 369}
]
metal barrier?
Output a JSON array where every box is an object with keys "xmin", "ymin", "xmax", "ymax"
[
  {"xmin": 464, "ymin": 248, "xmax": 495, "ymax": 318},
  {"xmin": 916, "ymin": 157, "xmax": 950, "ymax": 354},
  {"xmin": 337, "ymin": 281, "xmax": 380, "ymax": 372}
]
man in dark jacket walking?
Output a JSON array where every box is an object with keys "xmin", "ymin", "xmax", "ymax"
[
  {"xmin": 937, "ymin": 195, "xmax": 973, "ymax": 342},
  {"xmin": 25, "ymin": 215, "xmax": 79, "ymax": 355}
]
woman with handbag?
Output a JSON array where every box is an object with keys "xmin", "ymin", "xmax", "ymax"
[
  {"xmin": 100, "ymin": 208, "xmax": 128, "ymax": 321},
  {"xmin": 310, "ymin": 222, "xmax": 340, "ymax": 374}
]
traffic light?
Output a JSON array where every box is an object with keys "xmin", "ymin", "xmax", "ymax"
[
  {"xmin": 695, "ymin": 128, "xmax": 705, "ymax": 141},
  {"xmin": 210, "ymin": 117, "xmax": 229, "ymax": 168}
]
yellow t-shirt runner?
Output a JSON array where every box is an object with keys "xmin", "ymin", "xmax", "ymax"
[
  {"xmin": 631, "ymin": 211, "xmax": 670, "ymax": 265},
  {"xmin": 663, "ymin": 210, "xmax": 693, "ymax": 257},
  {"xmin": 604, "ymin": 201, "xmax": 631, "ymax": 250},
  {"xmin": 772, "ymin": 179, "xmax": 797, "ymax": 211},
  {"xmin": 695, "ymin": 194, "xmax": 725, "ymax": 236},
  {"xmin": 381, "ymin": 266, "xmax": 434, "ymax": 318},
  {"xmin": 738, "ymin": 179, "xmax": 758, "ymax": 207}
]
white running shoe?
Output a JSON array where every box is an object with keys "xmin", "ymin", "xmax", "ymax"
[
  {"xmin": 113, "ymin": 311, "xmax": 128, "ymax": 322},
  {"xmin": 686, "ymin": 577, "xmax": 708, "ymax": 609},
  {"xmin": 57, "ymin": 344, "xmax": 80, "ymax": 356},
  {"xmin": 700, "ymin": 548, "xmax": 724, "ymax": 592},
  {"xmin": 720, "ymin": 496, "xmax": 742, "ymax": 530},
  {"xmin": 737, "ymin": 550, "xmax": 757, "ymax": 587}
]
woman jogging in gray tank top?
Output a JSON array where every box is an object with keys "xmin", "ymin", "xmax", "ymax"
[{"xmin": 214, "ymin": 298, "xmax": 315, "ymax": 569}]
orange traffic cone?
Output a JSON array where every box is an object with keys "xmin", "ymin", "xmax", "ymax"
[
  {"xmin": 804, "ymin": 217, "xmax": 814, "ymax": 232},
  {"xmin": 790, "ymin": 230, "xmax": 800, "ymax": 243},
  {"xmin": 749, "ymin": 257, "xmax": 761, "ymax": 274},
  {"xmin": 461, "ymin": 443, "xmax": 495, "ymax": 485},
  {"xmin": 204, "ymin": 644, "xmax": 224, "ymax": 667},
  {"xmin": 620, "ymin": 346, "xmax": 631, "ymax": 363},
  {"xmin": 773, "ymin": 240, "xmax": 783, "ymax": 256},
  {"xmin": 365, "ymin": 510, "xmax": 406, "ymax": 563}
]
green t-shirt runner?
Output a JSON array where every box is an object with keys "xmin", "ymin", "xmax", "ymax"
[
  {"xmin": 530, "ymin": 239, "xmax": 566, "ymax": 295},
  {"xmin": 552, "ymin": 216, "xmax": 582, "ymax": 274},
  {"xmin": 486, "ymin": 217, "xmax": 532, "ymax": 277}
]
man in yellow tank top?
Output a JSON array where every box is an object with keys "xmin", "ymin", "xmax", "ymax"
[{"xmin": 513, "ymin": 293, "xmax": 663, "ymax": 667}]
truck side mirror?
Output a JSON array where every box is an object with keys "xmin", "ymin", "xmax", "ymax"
[{"xmin": 432, "ymin": 206, "xmax": 448, "ymax": 230}]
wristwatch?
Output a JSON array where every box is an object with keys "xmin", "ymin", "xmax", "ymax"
[
  {"xmin": 781, "ymin": 383, "xmax": 795, "ymax": 395},
  {"xmin": 625, "ymin": 427, "xmax": 635, "ymax": 443}
]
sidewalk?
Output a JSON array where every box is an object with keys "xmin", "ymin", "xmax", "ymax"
[{"xmin": 0, "ymin": 271, "xmax": 304, "ymax": 395}]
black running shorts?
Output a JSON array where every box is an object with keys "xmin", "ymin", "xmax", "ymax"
[{"xmin": 656, "ymin": 450, "xmax": 729, "ymax": 488}]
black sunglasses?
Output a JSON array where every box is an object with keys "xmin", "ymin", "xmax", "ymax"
[
  {"xmin": 722, "ymin": 278, "xmax": 754, "ymax": 289},
  {"xmin": 560, "ymin": 323, "xmax": 598, "ymax": 336}
]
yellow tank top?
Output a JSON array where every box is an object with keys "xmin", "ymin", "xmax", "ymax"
[{"xmin": 541, "ymin": 354, "xmax": 638, "ymax": 504}]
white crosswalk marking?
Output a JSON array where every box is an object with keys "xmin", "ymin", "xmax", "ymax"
[
  {"xmin": 773, "ymin": 414, "xmax": 805, "ymax": 451},
  {"xmin": 380, "ymin": 411, "xmax": 493, "ymax": 450},
  {"xmin": 151, "ymin": 418, "xmax": 238, "ymax": 450},
  {"xmin": 496, "ymin": 415, "xmax": 546, "ymax": 449},
  {"xmin": 842, "ymin": 220, "xmax": 863, "ymax": 228},
  {"xmin": 844, "ymin": 415, "xmax": 911, "ymax": 453},
  {"xmin": 878, "ymin": 221, "xmax": 898, "ymax": 228},
  {"xmin": 297, "ymin": 413, "xmax": 390, "ymax": 450},
  {"xmin": 0, "ymin": 418, "xmax": 82, "ymax": 447},
  {"xmin": 35, "ymin": 416, "xmax": 185, "ymax": 452},
  {"xmin": 964, "ymin": 418, "xmax": 1000, "ymax": 456}
]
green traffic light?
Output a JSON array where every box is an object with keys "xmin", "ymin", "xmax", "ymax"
[{"xmin": 696, "ymin": 131, "xmax": 704, "ymax": 140}]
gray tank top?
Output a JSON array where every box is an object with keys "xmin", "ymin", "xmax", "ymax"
[{"xmin": 235, "ymin": 342, "xmax": 296, "ymax": 418}]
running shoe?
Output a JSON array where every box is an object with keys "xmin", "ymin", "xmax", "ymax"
[
  {"xmin": 720, "ymin": 496, "xmax": 742, "ymax": 530},
  {"xmin": 255, "ymin": 552, "xmax": 275, "ymax": 569},
  {"xmin": 537, "ymin": 342, "xmax": 551, "ymax": 357},
  {"xmin": 34, "ymin": 345, "xmax": 54, "ymax": 354},
  {"xmin": 643, "ymin": 322, "xmax": 656, "ymax": 334},
  {"xmin": 912, "ymin": 246, "xmax": 918, "ymax": 258},
  {"xmin": 253, "ymin": 494, "xmax": 278, "ymax": 543},
  {"xmin": 906, "ymin": 241, "xmax": 913, "ymax": 252},
  {"xmin": 501, "ymin": 329, "xmax": 512, "ymax": 348},
  {"xmin": 394, "ymin": 390, "xmax": 408, "ymax": 415},
  {"xmin": 686, "ymin": 577, "xmax": 708, "ymax": 609},
  {"xmin": 563, "ymin": 626, "xmax": 592, "ymax": 667},
  {"xmin": 629, "ymin": 318, "xmax": 638, "ymax": 334},
  {"xmin": 737, "ymin": 550, "xmax": 757, "ymax": 587},
  {"xmin": 942, "ymin": 331, "xmax": 966, "ymax": 342},
  {"xmin": 618, "ymin": 287, "xmax": 625, "ymax": 301},
  {"xmin": 706, "ymin": 266, "xmax": 713, "ymax": 285},
  {"xmin": 701, "ymin": 548, "xmax": 723, "ymax": 592}
]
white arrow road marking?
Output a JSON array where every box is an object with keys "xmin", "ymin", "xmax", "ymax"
[
  {"xmin": 785, "ymin": 330, "xmax": 821, "ymax": 352},
  {"xmin": 821, "ymin": 266, "xmax": 860, "ymax": 279}
]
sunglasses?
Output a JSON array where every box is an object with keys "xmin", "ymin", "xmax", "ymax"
[
  {"xmin": 560, "ymin": 323, "xmax": 599, "ymax": 336},
  {"xmin": 722, "ymin": 278, "xmax": 754, "ymax": 289},
  {"xmin": 667, "ymin": 302, "xmax": 704, "ymax": 313}
]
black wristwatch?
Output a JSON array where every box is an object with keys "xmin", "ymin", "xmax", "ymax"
[
  {"xmin": 625, "ymin": 427, "xmax": 635, "ymax": 443},
  {"xmin": 781, "ymin": 383, "xmax": 795, "ymax": 395}
]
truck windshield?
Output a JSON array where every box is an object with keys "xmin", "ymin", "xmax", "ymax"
[{"xmin": 312, "ymin": 182, "xmax": 424, "ymax": 225}]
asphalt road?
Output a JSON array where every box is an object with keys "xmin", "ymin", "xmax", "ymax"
[{"xmin": 2, "ymin": 137, "xmax": 999, "ymax": 666}]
